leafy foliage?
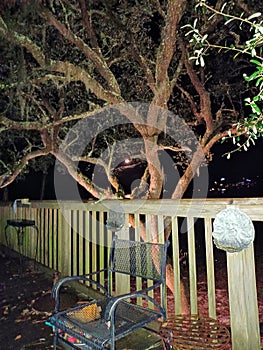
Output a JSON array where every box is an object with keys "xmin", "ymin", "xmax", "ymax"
[{"xmin": 183, "ymin": 0, "xmax": 263, "ymax": 157}]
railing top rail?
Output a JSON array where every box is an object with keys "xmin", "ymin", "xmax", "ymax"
[{"xmin": 1, "ymin": 198, "xmax": 263, "ymax": 220}]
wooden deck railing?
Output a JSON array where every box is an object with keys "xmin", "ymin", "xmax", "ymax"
[{"xmin": 0, "ymin": 198, "xmax": 262, "ymax": 349}]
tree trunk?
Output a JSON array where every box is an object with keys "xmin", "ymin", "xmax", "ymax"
[
  {"xmin": 166, "ymin": 263, "xmax": 189, "ymax": 315},
  {"xmin": 129, "ymin": 213, "xmax": 190, "ymax": 314}
]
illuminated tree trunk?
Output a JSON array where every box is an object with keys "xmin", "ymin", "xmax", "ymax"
[{"xmin": 130, "ymin": 210, "xmax": 190, "ymax": 315}]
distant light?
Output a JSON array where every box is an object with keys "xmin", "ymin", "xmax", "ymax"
[
  {"xmin": 220, "ymin": 177, "xmax": 225, "ymax": 181},
  {"xmin": 246, "ymin": 178, "xmax": 251, "ymax": 182}
]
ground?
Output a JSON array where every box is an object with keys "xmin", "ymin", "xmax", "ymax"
[
  {"xmin": 0, "ymin": 247, "xmax": 262, "ymax": 349},
  {"xmin": 0, "ymin": 256, "xmax": 53, "ymax": 349},
  {"xmin": 0, "ymin": 250, "xmax": 78, "ymax": 350}
]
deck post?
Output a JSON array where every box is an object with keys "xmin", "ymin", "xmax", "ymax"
[
  {"xmin": 227, "ymin": 244, "xmax": 260, "ymax": 350},
  {"xmin": 115, "ymin": 217, "xmax": 130, "ymax": 296}
]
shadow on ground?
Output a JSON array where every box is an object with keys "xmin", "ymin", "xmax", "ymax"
[{"xmin": 0, "ymin": 249, "xmax": 77, "ymax": 350}]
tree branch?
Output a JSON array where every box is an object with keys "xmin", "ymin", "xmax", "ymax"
[
  {"xmin": 51, "ymin": 149, "xmax": 102, "ymax": 199},
  {"xmin": 170, "ymin": 53, "xmax": 185, "ymax": 90},
  {"xmin": 47, "ymin": 107, "xmax": 104, "ymax": 128},
  {"xmin": 0, "ymin": 115, "xmax": 42, "ymax": 130},
  {"xmin": 174, "ymin": 82, "xmax": 200, "ymax": 120},
  {"xmin": 98, "ymin": 3, "xmax": 156, "ymax": 94},
  {"xmin": 41, "ymin": 7, "xmax": 121, "ymax": 95},
  {"xmin": 131, "ymin": 50, "xmax": 156, "ymax": 94},
  {"xmin": 203, "ymin": 131, "xmax": 229, "ymax": 153},
  {"xmin": 0, "ymin": 148, "xmax": 51, "ymax": 188},
  {"xmin": 78, "ymin": 0, "xmax": 98, "ymax": 48},
  {"xmin": 178, "ymin": 39, "xmax": 213, "ymax": 133},
  {"xmin": 0, "ymin": 17, "xmax": 122, "ymax": 105},
  {"xmin": 52, "ymin": 60, "xmax": 121, "ymax": 103},
  {"xmin": 155, "ymin": 0, "xmax": 185, "ymax": 87},
  {"xmin": 158, "ymin": 143, "xmax": 192, "ymax": 153},
  {"xmin": 0, "ymin": 17, "xmax": 46, "ymax": 66},
  {"xmin": 74, "ymin": 155, "xmax": 119, "ymax": 191}
]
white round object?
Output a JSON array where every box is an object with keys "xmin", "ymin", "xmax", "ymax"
[{"xmin": 212, "ymin": 207, "xmax": 255, "ymax": 253}]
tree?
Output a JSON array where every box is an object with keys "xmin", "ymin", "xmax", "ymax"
[{"xmin": 0, "ymin": 0, "xmax": 262, "ymax": 313}]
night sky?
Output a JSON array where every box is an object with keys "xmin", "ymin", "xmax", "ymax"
[{"xmin": 209, "ymin": 139, "xmax": 263, "ymax": 180}]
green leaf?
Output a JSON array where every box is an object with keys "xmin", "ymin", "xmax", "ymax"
[
  {"xmin": 251, "ymin": 103, "xmax": 261, "ymax": 115},
  {"xmin": 256, "ymin": 78, "xmax": 263, "ymax": 87},
  {"xmin": 247, "ymin": 71, "xmax": 260, "ymax": 81},
  {"xmin": 250, "ymin": 59, "xmax": 262, "ymax": 66}
]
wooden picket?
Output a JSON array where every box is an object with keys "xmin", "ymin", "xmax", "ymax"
[{"xmin": 0, "ymin": 198, "xmax": 261, "ymax": 349}]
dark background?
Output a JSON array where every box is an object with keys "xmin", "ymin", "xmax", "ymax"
[{"xmin": 1, "ymin": 139, "xmax": 263, "ymax": 201}]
